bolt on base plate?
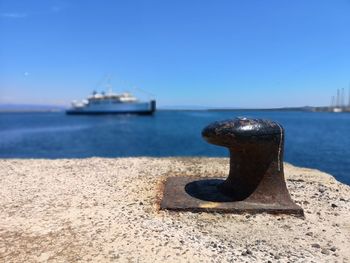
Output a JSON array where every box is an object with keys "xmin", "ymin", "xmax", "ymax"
[{"xmin": 160, "ymin": 177, "xmax": 304, "ymax": 216}]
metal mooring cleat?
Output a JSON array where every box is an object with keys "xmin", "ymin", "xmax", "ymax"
[{"xmin": 160, "ymin": 118, "xmax": 304, "ymax": 216}]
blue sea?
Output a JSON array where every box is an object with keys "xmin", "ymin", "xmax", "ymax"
[{"xmin": 1, "ymin": 111, "xmax": 349, "ymax": 185}]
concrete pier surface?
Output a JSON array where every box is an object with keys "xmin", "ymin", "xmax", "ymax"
[{"xmin": 0, "ymin": 158, "xmax": 349, "ymax": 262}]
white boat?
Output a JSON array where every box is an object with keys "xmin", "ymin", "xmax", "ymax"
[
  {"xmin": 66, "ymin": 84, "xmax": 156, "ymax": 115},
  {"xmin": 332, "ymin": 107, "xmax": 343, "ymax": 113}
]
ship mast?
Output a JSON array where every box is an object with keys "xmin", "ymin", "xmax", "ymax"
[
  {"xmin": 106, "ymin": 75, "xmax": 113, "ymax": 95},
  {"xmin": 330, "ymin": 96, "xmax": 335, "ymax": 108},
  {"xmin": 348, "ymin": 84, "xmax": 350, "ymax": 107},
  {"xmin": 336, "ymin": 89, "xmax": 340, "ymax": 107}
]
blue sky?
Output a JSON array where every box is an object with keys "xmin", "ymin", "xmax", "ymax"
[{"xmin": 0, "ymin": 0, "xmax": 350, "ymax": 108}]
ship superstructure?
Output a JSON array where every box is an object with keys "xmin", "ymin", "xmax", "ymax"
[{"xmin": 66, "ymin": 82, "xmax": 156, "ymax": 115}]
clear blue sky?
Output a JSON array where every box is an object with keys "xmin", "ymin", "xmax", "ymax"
[{"xmin": 1, "ymin": 0, "xmax": 350, "ymax": 108}]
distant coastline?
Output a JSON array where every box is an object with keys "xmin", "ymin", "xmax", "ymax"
[
  {"xmin": 0, "ymin": 104, "xmax": 65, "ymax": 113},
  {"xmin": 159, "ymin": 106, "xmax": 325, "ymax": 112},
  {"xmin": 1, "ymin": 103, "xmax": 349, "ymax": 113}
]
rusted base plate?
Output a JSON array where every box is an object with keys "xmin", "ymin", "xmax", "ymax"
[{"xmin": 160, "ymin": 177, "xmax": 304, "ymax": 216}]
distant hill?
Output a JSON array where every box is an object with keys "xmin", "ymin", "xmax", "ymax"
[
  {"xmin": 208, "ymin": 106, "xmax": 315, "ymax": 112},
  {"xmin": 158, "ymin": 105, "xmax": 213, "ymax": 110},
  {"xmin": 0, "ymin": 104, "xmax": 66, "ymax": 112},
  {"xmin": 159, "ymin": 105, "xmax": 316, "ymax": 111}
]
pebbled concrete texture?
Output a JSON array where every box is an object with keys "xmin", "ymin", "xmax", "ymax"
[{"xmin": 0, "ymin": 157, "xmax": 349, "ymax": 263}]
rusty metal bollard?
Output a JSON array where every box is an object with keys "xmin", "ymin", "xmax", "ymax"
[{"xmin": 161, "ymin": 117, "xmax": 303, "ymax": 216}]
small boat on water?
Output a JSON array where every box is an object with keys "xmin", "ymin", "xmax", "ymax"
[{"xmin": 66, "ymin": 83, "xmax": 156, "ymax": 115}]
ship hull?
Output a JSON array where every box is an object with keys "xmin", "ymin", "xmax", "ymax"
[
  {"xmin": 66, "ymin": 100, "xmax": 156, "ymax": 115},
  {"xmin": 66, "ymin": 110, "xmax": 154, "ymax": 115}
]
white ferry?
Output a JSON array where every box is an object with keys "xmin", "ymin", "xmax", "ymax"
[{"xmin": 66, "ymin": 86, "xmax": 156, "ymax": 115}]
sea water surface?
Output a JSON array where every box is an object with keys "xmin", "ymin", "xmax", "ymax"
[{"xmin": 1, "ymin": 111, "xmax": 349, "ymax": 185}]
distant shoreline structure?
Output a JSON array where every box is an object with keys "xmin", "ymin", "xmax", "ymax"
[{"xmin": 311, "ymin": 106, "xmax": 350, "ymax": 113}]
